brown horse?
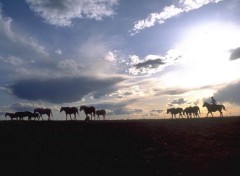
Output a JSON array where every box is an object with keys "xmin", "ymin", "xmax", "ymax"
[
  {"xmin": 60, "ymin": 107, "xmax": 79, "ymax": 120},
  {"xmin": 34, "ymin": 108, "xmax": 53, "ymax": 120},
  {"xmin": 167, "ymin": 108, "xmax": 183, "ymax": 119},
  {"xmin": 96, "ymin": 109, "xmax": 106, "ymax": 120},
  {"xmin": 202, "ymin": 102, "xmax": 226, "ymax": 117},
  {"xmin": 183, "ymin": 106, "xmax": 200, "ymax": 118},
  {"xmin": 80, "ymin": 105, "xmax": 96, "ymax": 120}
]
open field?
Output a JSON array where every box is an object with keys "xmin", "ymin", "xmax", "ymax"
[{"xmin": 0, "ymin": 117, "xmax": 239, "ymax": 176}]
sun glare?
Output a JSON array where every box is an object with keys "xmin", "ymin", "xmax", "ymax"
[{"xmin": 162, "ymin": 22, "xmax": 240, "ymax": 89}]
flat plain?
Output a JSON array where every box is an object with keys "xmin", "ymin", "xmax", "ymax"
[{"xmin": 0, "ymin": 117, "xmax": 239, "ymax": 176}]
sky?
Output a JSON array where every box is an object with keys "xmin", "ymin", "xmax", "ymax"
[{"xmin": 1, "ymin": 0, "xmax": 240, "ymax": 120}]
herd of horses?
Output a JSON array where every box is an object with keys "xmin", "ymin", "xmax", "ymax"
[
  {"xmin": 4, "ymin": 102, "xmax": 227, "ymax": 121},
  {"xmin": 5, "ymin": 106, "xmax": 106, "ymax": 121},
  {"xmin": 167, "ymin": 102, "xmax": 227, "ymax": 119}
]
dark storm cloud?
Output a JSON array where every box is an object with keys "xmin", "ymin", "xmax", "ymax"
[
  {"xmin": 134, "ymin": 59, "xmax": 165, "ymax": 69},
  {"xmin": 214, "ymin": 81, "xmax": 240, "ymax": 105},
  {"xmin": 10, "ymin": 76, "xmax": 125, "ymax": 104},
  {"xmin": 230, "ymin": 47, "xmax": 240, "ymax": 60}
]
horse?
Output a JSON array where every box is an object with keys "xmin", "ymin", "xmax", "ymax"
[
  {"xmin": 96, "ymin": 109, "xmax": 106, "ymax": 120},
  {"xmin": 5, "ymin": 112, "xmax": 18, "ymax": 120},
  {"xmin": 14, "ymin": 111, "xmax": 29, "ymax": 120},
  {"xmin": 24, "ymin": 111, "xmax": 40, "ymax": 120},
  {"xmin": 202, "ymin": 102, "xmax": 226, "ymax": 117},
  {"xmin": 34, "ymin": 108, "xmax": 53, "ymax": 120},
  {"xmin": 183, "ymin": 106, "xmax": 200, "ymax": 118},
  {"xmin": 80, "ymin": 105, "xmax": 96, "ymax": 120},
  {"xmin": 167, "ymin": 108, "xmax": 183, "ymax": 119},
  {"xmin": 60, "ymin": 107, "xmax": 79, "ymax": 120}
]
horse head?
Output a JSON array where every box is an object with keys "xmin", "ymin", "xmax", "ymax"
[
  {"xmin": 167, "ymin": 109, "xmax": 170, "ymax": 114},
  {"xmin": 80, "ymin": 105, "xmax": 85, "ymax": 111},
  {"xmin": 202, "ymin": 102, "xmax": 208, "ymax": 107},
  {"xmin": 60, "ymin": 107, "xmax": 65, "ymax": 112}
]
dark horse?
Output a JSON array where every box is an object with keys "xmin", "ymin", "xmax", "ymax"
[
  {"xmin": 96, "ymin": 109, "xmax": 106, "ymax": 120},
  {"xmin": 203, "ymin": 102, "xmax": 226, "ymax": 117},
  {"xmin": 80, "ymin": 105, "xmax": 96, "ymax": 120},
  {"xmin": 34, "ymin": 108, "xmax": 53, "ymax": 120},
  {"xmin": 5, "ymin": 112, "xmax": 17, "ymax": 120},
  {"xmin": 60, "ymin": 107, "xmax": 79, "ymax": 120},
  {"xmin": 14, "ymin": 111, "xmax": 29, "ymax": 120},
  {"xmin": 24, "ymin": 111, "xmax": 40, "ymax": 120},
  {"xmin": 183, "ymin": 106, "xmax": 200, "ymax": 118},
  {"xmin": 167, "ymin": 108, "xmax": 183, "ymax": 119}
]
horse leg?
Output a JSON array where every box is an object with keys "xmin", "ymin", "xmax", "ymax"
[{"xmin": 219, "ymin": 110, "xmax": 223, "ymax": 117}]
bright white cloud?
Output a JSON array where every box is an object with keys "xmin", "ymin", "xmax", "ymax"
[
  {"xmin": 131, "ymin": 0, "xmax": 224, "ymax": 35},
  {"xmin": 104, "ymin": 51, "xmax": 116, "ymax": 62},
  {"xmin": 26, "ymin": 0, "xmax": 118, "ymax": 26}
]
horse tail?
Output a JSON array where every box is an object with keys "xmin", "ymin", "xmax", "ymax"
[
  {"xmin": 222, "ymin": 105, "xmax": 227, "ymax": 111},
  {"xmin": 50, "ymin": 111, "xmax": 54, "ymax": 117}
]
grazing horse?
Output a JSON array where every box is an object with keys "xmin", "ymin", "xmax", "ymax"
[
  {"xmin": 202, "ymin": 102, "xmax": 226, "ymax": 117},
  {"xmin": 5, "ymin": 112, "xmax": 18, "ymax": 120},
  {"xmin": 183, "ymin": 106, "xmax": 200, "ymax": 118},
  {"xmin": 60, "ymin": 107, "xmax": 79, "ymax": 120},
  {"xmin": 80, "ymin": 105, "xmax": 96, "ymax": 120},
  {"xmin": 167, "ymin": 108, "xmax": 183, "ymax": 119},
  {"xmin": 96, "ymin": 109, "xmax": 106, "ymax": 120},
  {"xmin": 34, "ymin": 108, "xmax": 53, "ymax": 120}
]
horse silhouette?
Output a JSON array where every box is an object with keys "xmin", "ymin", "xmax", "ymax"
[
  {"xmin": 24, "ymin": 111, "xmax": 40, "ymax": 120},
  {"xmin": 80, "ymin": 105, "xmax": 96, "ymax": 120},
  {"xmin": 183, "ymin": 106, "xmax": 200, "ymax": 118},
  {"xmin": 96, "ymin": 109, "xmax": 106, "ymax": 120},
  {"xmin": 14, "ymin": 111, "xmax": 29, "ymax": 120},
  {"xmin": 5, "ymin": 112, "xmax": 18, "ymax": 120},
  {"xmin": 202, "ymin": 102, "xmax": 226, "ymax": 117},
  {"xmin": 34, "ymin": 108, "xmax": 53, "ymax": 120},
  {"xmin": 167, "ymin": 108, "xmax": 183, "ymax": 119},
  {"xmin": 60, "ymin": 107, "xmax": 79, "ymax": 120}
]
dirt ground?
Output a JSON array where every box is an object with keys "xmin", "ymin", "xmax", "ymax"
[{"xmin": 0, "ymin": 117, "xmax": 239, "ymax": 176}]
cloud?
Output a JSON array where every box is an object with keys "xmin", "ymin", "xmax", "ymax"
[
  {"xmin": 104, "ymin": 51, "xmax": 116, "ymax": 62},
  {"xmin": 128, "ymin": 55, "xmax": 166, "ymax": 75},
  {"xmin": 168, "ymin": 98, "xmax": 188, "ymax": 107},
  {"xmin": 131, "ymin": 0, "xmax": 223, "ymax": 35},
  {"xmin": 94, "ymin": 98, "xmax": 142, "ymax": 115},
  {"xmin": 214, "ymin": 81, "xmax": 240, "ymax": 105},
  {"xmin": 0, "ymin": 5, "xmax": 49, "ymax": 57},
  {"xmin": 10, "ymin": 102, "xmax": 37, "ymax": 112},
  {"xmin": 10, "ymin": 76, "xmax": 125, "ymax": 104},
  {"xmin": 55, "ymin": 48, "xmax": 62, "ymax": 55},
  {"xmin": 0, "ymin": 56, "xmax": 25, "ymax": 65},
  {"xmin": 26, "ymin": 0, "xmax": 118, "ymax": 26},
  {"xmin": 230, "ymin": 47, "xmax": 240, "ymax": 60},
  {"xmin": 150, "ymin": 109, "xmax": 164, "ymax": 116}
]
